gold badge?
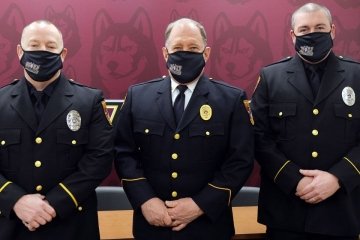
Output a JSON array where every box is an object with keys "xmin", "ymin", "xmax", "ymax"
[
  {"xmin": 200, "ymin": 104, "xmax": 212, "ymax": 121},
  {"xmin": 101, "ymin": 100, "xmax": 112, "ymax": 125},
  {"xmin": 243, "ymin": 100, "xmax": 254, "ymax": 125}
]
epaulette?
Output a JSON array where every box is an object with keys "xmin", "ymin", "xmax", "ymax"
[
  {"xmin": 68, "ymin": 78, "xmax": 85, "ymax": 87},
  {"xmin": 265, "ymin": 56, "xmax": 292, "ymax": 67},
  {"xmin": 337, "ymin": 55, "xmax": 360, "ymax": 64},
  {"xmin": 132, "ymin": 76, "xmax": 165, "ymax": 87},
  {"xmin": 208, "ymin": 77, "xmax": 240, "ymax": 91}
]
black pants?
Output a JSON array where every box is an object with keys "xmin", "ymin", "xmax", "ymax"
[{"xmin": 266, "ymin": 228, "xmax": 359, "ymax": 240}]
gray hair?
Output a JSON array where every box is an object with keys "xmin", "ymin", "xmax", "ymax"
[
  {"xmin": 164, "ymin": 18, "xmax": 207, "ymax": 47},
  {"xmin": 291, "ymin": 3, "xmax": 332, "ymax": 29}
]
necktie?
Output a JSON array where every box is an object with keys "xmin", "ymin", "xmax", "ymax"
[
  {"xmin": 33, "ymin": 91, "xmax": 45, "ymax": 122},
  {"xmin": 173, "ymin": 85, "xmax": 188, "ymax": 124},
  {"xmin": 308, "ymin": 66, "xmax": 321, "ymax": 97}
]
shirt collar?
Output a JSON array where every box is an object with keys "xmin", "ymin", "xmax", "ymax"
[{"xmin": 170, "ymin": 75, "xmax": 200, "ymax": 94}]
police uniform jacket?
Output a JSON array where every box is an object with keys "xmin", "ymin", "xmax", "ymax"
[
  {"xmin": 251, "ymin": 53, "xmax": 360, "ymax": 236},
  {"xmin": 114, "ymin": 75, "xmax": 254, "ymax": 240},
  {"xmin": 0, "ymin": 75, "xmax": 113, "ymax": 240}
]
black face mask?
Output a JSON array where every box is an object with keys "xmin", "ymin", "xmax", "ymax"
[
  {"xmin": 166, "ymin": 50, "xmax": 206, "ymax": 84},
  {"xmin": 295, "ymin": 32, "xmax": 333, "ymax": 64},
  {"xmin": 20, "ymin": 49, "xmax": 63, "ymax": 82}
]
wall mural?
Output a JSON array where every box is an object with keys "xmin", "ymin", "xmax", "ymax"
[{"xmin": 0, "ymin": 0, "xmax": 359, "ymax": 186}]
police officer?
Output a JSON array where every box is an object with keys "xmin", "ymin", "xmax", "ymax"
[
  {"xmin": 0, "ymin": 20, "xmax": 113, "ymax": 240},
  {"xmin": 114, "ymin": 18, "xmax": 254, "ymax": 240},
  {"xmin": 251, "ymin": 3, "xmax": 360, "ymax": 239}
]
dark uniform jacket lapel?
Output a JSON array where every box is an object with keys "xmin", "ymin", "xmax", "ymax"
[
  {"xmin": 315, "ymin": 53, "xmax": 345, "ymax": 105},
  {"xmin": 156, "ymin": 77, "xmax": 176, "ymax": 131},
  {"xmin": 10, "ymin": 79, "xmax": 37, "ymax": 132},
  {"xmin": 37, "ymin": 76, "xmax": 73, "ymax": 135},
  {"xmin": 287, "ymin": 55, "xmax": 314, "ymax": 103},
  {"xmin": 177, "ymin": 76, "xmax": 209, "ymax": 132}
]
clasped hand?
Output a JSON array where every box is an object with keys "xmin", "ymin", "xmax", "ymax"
[
  {"xmin": 141, "ymin": 197, "xmax": 203, "ymax": 231},
  {"xmin": 13, "ymin": 194, "xmax": 56, "ymax": 231}
]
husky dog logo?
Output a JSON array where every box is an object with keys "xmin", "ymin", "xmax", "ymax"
[
  {"xmin": 333, "ymin": 17, "xmax": 360, "ymax": 61},
  {"xmin": 211, "ymin": 12, "xmax": 273, "ymax": 95},
  {"xmin": 0, "ymin": 3, "xmax": 24, "ymax": 86},
  {"xmin": 91, "ymin": 8, "xmax": 160, "ymax": 98},
  {"xmin": 44, "ymin": 5, "xmax": 81, "ymax": 58}
]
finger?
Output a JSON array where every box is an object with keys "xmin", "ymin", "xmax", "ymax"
[
  {"xmin": 296, "ymin": 184, "xmax": 314, "ymax": 197},
  {"xmin": 42, "ymin": 204, "xmax": 56, "ymax": 219},
  {"xmin": 299, "ymin": 169, "xmax": 318, "ymax": 177},
  {"xmin": 28, "ymin": 220, "xmax": 40, "ymax": 229},
  {"xmin": 172, "ymin": 223, "xmax": 186, "ymax": 231},
  {"xmin": 165, "ymin": 200, "xmax": 177, "ymax": 208},
  {"xmin": 163, "ymin": 214, "xmax": 173, "ymax": 226}
]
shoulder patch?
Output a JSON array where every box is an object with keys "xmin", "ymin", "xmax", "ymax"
[
  {"xmin": 0, "ymin": 79, "xmax": 20, "ymax": 89},
  {"xmin": 243, "ymin": 99, "xmax": 254, "ymax": 125},
  {"xmin": 337, "ymin": 55, "xmax": 360, "ymax": 64},
  {"xmin": 101, "ymin": 100, "xmax": 112, "ymax": 126},
  {"xmin": 265, "ymin": 56, "xmax": 292, "ymax": 67}
]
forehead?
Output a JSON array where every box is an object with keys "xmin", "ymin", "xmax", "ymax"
[
  {"xmin": 293, "ymin": 10, "xmax": 330, "ymax": 29},
  {"xmin": 22, "ymin": 23, "xmax": 62, "ymax": 45},
  {"xmin": 167, "ymin": 23, "xmax": 203, "ymax": 46}
]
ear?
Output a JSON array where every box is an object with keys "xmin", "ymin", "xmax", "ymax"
[
  {"xmin": 290, "ymin": 29, "xmax": 296, "ymax": 44},
  {"xmin": 330, "ymin": 24, "xmax": 336, "ymax": 40},
  {"xmin": 188, "ymin": 9, "xmax": 199, "ymax": 22},
  {"xmin": 60, "ymin": 48, "xmax": 68, "ymax": 62},
  {"xmin": 93, "ymin": 9, "xmax": 113, "ymax": 39},
  {"xmin": 162, "ymin": 47, "xmax": 168, "ymax": 62},
  {"xmin": 203, "ymin": 46, "xmax": 211, "ymax": 62},
  {"xmin": 64, "ymin": 5, "xmax": 76, "ymax": 21},
  {"xmin": 213, "ymin": 13, "xmax": 231, "ymax": 41},
  {"xmin": 16, "ymin": 44, "xmax": 23, "ymax": 60},
  {"xmin": 130, "ymin": 7, "xmax": 152, "ymax": 39},
  {"xmin": 170, "ymin": 9, "xmax": 181, "ymax": 22},
  {"xmin": 3, "ymin": 3, "xmax": 25, "ymax": 34},
  {"xmin": 248, "ymin": 11, "xmax": 268, "ymax": 40},
  {"xmin": 44, "ymin": 6, "xmax": 56, "ymax": 20}
]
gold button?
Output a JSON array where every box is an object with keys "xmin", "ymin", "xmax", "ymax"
[
  {"xmin": 0, "ymin": 210, "xmax": 2, "ymax": 215},
  {"xmin": 78, "ymin": 206, "xmax": 83, "ymax": 211},
  {"xmin": 313, "ymin": 109, "xmax": 319, "ymax": 115},
  {"xmin": 0, "ymin": 140, "xmax": 5, "ymax": 146},
  {"xmin": 312, "ymin": 129, "xmax": 318, "ymax": 136},
  {"xmin": 171, "ymin": 191, "xmax": 178, "ymax": 198},
  {"xmin": 71, "ymin": 140, "xmax": 77, "ymax": 145},
  {"xmin": 35, "ymin": 137, "xmax": 42, "ymax": 144},
  {"xmin": 348, "ymin": 113, "xmax": 353, "ymax": 118},
  {"xmin": 34, "ymin": 161, "xmax": 42, "ymax": 168},
  {"xmin": 279, "ymin": 112, "xmax": 283, "ymax": 117},
  {"xmin": 36, "ymin": 185, "xmax": 43, "ymax": 191},
  {"xmin": 171, "ymin": 153, "xmax": 178, "ymax": 160},
  {"xmin": 205, "ymin": 131, "xmax": 210, "ymax": 136},
  {"xmin": 312, "ymin": 151, "xmax": 318, "ymax": 158},
  {"xmin": 174, "ymin": 133, "xmax": 180, "ymax": 140},
  {"xmin": 171, "ymin": 172, "xmax": 178, "ymax": 179},
  {"xmin": 144, "ymin": 129, "xmax": 149, "ymax": 134}
]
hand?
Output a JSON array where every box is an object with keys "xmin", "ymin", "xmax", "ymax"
[
  {"xmin": 296, "ymin": 169, "xmax": 340, "ymax": 204},
  {"xmin": 296, "ymin": 176, "xmax": 313, "ymax": 194},
  {"xmin": 165, "ymin": 198, "xmax": 203, "ymax": 231},
  {"xmin": 141, "ymin": 197, "xmax": 172, "ymax": 227},
  {"xmin": 13, "ymin": 194, "xmax": 56, "ymax": 231}
]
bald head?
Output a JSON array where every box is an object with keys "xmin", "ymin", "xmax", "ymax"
[
  {"xmin": 164, "ymin": 18, "xmax": 207, "ymax": 48},
  {"xmin": 20, "ymin": 20, "xmax": 64, "ymax": 52}
]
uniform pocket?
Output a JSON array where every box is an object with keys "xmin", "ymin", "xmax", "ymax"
[
  {"xmin": 133, "ymin": 119, "xmax": 165, "ymax": 156},
  {"xmin": 0, "ymin": 129, "xmax": 21, "ymax": 171},
  {"xmin": 269, "ymin": 103, "xmax": 297, "ymax": 140},
  {"xmin": 56, "ymin": 128, "xmax": 89, "ymax": 169},
  {"xmin": 334, "ymin": 104, "xmax": 360, "ymax": 142}
]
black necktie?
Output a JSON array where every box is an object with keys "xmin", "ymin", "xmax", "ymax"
[
  {"xmin": 33, "ymin": 91, "xmax": 45, "ymax": 122},
  {"xmin": 173, "ymin": 85, "xmax": 188, "ymax": 124},
  {"xmin": 308, "ymin": 66, "xmax": 321, "ymax": 97}
]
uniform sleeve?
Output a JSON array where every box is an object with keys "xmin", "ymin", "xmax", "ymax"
[
  {"xmin": 251, "ymin": 71, "xmax": 303, "ymax": 194},
  {"xmin": 192, "ymin": 91, "xmax": 254, "ymax": 222},
  {"xmin": 0, "ymin": 178, "xmax": 26, "ymax": 218},
  {"xmin": 45, "ymin": 90, "xmax": 114, "ymax": 219},
  {"xmin": 114, "ymin": 87, "xmax": 157, "ymax": 209}
]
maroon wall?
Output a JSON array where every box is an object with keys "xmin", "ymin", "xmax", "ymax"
[{"xmin": 1, "ymin": 0, "xmax": 359, "ymax": 186}]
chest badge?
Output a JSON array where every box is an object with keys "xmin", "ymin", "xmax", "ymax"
[
  {"xmin": 200, "ymin": 104, "xmax": 212, "ymax": 121},
  {"xmin": 342, "ymin": 87, "xmax": 355, "ymax": 106},
  {"xmin": 66, "ymin": 110, "xmax": 81, "ymax": 131}
]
